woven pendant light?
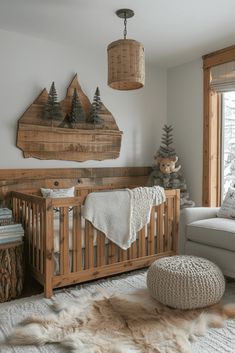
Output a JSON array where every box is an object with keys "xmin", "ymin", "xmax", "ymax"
[{"xmin": 107, "ymin": 9, "xmax": 145, "ymax": 90}]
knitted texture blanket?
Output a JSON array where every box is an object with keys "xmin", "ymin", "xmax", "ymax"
[{"xmin": 82, "ymin": 186, "xmax": 165, "ymax": 249}]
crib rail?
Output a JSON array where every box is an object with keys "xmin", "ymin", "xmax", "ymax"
[{"xmin": 11, "ymin": 187, "xmax": 180, "ymax": 297}]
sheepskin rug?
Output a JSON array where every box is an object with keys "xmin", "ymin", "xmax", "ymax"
[{"xmin": 8, "ymin": 287, "xmax": 235, "ymax": 353}]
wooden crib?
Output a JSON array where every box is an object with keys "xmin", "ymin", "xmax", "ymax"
[{"xmin": 11, "ymin": 185, "xmax": 180, "ymax": 298}]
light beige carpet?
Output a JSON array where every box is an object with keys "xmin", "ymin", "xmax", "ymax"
[{"xmin": 0, "ymin": 271, "xmax": 235, "ymax": 353}]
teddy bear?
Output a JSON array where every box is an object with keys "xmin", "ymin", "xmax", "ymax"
[
  {"xmin": 148, "ymin": 154, "xmax": 183, "ymax": 189},
  {"xmin": 155, "ymin": 155, "xmax": 181, "ymax": 175}
]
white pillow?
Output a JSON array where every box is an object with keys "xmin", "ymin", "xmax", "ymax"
[
  {"xmin": 217, "ymin": 186, "xmax": 235, "ymax": 219},
  {"xmin": 41, "ymin": 186, "xmax": 75, "ymax": 198}
]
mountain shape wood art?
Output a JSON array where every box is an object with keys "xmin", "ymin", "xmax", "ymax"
[{"xmin": 16, "ymin": 75, "xmax": 122, "ymax": 161}]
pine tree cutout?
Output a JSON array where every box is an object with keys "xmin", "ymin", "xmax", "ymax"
[
  {"xmin": 58, "ymin": 114, "xmax": 72, "ymax": 128},
  {"xmin": 159, "ymin": 125, "xmax": 176, "ymax": 157},
  {"xmin": 42, "ymin": 82, "xmax": 63, "ymax": 124},
  {"xmin": 89, "ymin": 87, "xmax": 103, "ymax": 125},
  {"xmin": 70, "ymin": 88, "xmax": 86, "ymax": 128}
]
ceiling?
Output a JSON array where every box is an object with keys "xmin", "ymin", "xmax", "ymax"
[{"xmin": 0, "ymin": 0, "xmax": 235, "ymax": 67}]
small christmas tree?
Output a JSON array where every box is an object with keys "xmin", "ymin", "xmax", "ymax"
[
  {"xmin": 159, "ymin": 124, "xmax": 175, "ymax": 157},
  {"xmin": 148, "ymin": 124, "xmax": 195, "ymax": 208},
  {"xmin": 42, "ymin": 82, "xmax": 63, "ymax": 125},
  {"xmin": 89, "ymin": 87, "xmax": 103, "ymax": 125},
  {"xmin": 70, "ymin": 88, "xmax": 86, "ymax": 128}
]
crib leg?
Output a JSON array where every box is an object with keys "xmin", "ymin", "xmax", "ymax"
[
  {"xmin": 44, "ymin": 282, "xmax": 53, "ymax": 298},
  {"xmin": 44, "ymin": 202, "xmax": 54, "ymax": 298}
]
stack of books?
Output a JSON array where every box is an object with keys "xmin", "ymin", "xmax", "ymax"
[
  {"xmin": 0, "ymin": 208, "xmax": 14, "ymax": 225},
  {"xmin": 0, "ymin": 208, "xmax": 24, "ymax": 244}
]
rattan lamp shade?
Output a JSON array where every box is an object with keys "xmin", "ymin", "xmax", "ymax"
[{"xmin": 107, "ymin": 39, "xmax": 145, "ymax": 90}]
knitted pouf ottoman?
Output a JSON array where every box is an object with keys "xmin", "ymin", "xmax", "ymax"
[{"xmin": 147, "ymin": 255, "xmax": 225, "ymax": 309}]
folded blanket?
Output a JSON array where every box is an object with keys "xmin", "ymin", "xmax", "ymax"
[{"xmin": 82, "ymin": 186, "xmax": 165, "ymax": 250}]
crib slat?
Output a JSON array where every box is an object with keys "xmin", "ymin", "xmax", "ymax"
[
  {"xmin": 25, "ymin": 201, "xmax": 28, "ymax": 229},
  {"xmin": 19, "ymin": 199, "xmax": 23, "ymax": 222},
  {"xmin": 12, "ymin": 197, "xmax": 15, "ymax": 220},
  {"xmin": 157, "ymin": 203, "xmax": 164, "ymax": 253},
  {"xmin": 72, "ymin": 205, "xmax": 82, "ymax": 272},
  {"xmin": 60, "ymin": 207, "xmax": 69, "ymax": 275},
  {"xmin": 119, "ymin": 248, "xmax": 128, "ymax": 262},
  {"xmin": 97, "ymin": 230, "xmax": 105, "ymax": 267},
  {"xmin": 84, "ymin": 220, "xmax": 94, "ymax": 269},
  {"xmin": 167, "ymin": 198, "xmax": 173, "ymax": 251},
  {"xmin": 20, "ymin": 200, "xmax": 23, "ymax": 223},
  {"xmin": 147, "ymin": 208, "xmax": 155, "ymax": 255},
  {"xmin": 129, "ymin": 241, "xmax": 137, "ymax": 259},
  {"xmin": 150, "ymin": 208, "xmax": 156, "ymax": 254},
  {"xmin": 27, "ymin": 202, "xmax": 32, "ymax": 265},
  {"xmin": 164, "ymin": 199, "xmax": 171, "ymax": 252},
  {"xmin": 19, "ymin": 199, "xmax": 22, "ymax": 223},
  {"xmin": 12, "ymin": 197, "xmax": 16, "ymax": 221},
  {"xmin": 88, "ymin": 222, "xmax": 94, "ymax": 268},
  {"xmin": 35, "ymin": 204, "xmax": 40, "ymax": 271},
  {"xmin": 40, "ymin": 206, "xmax": 44, "ymax": 274},
  {"xmin": 32, "ymin": 203, "xmax": 36, "ymax": 267},
  {"xmin": 173, "ymin": 191, "xmax": 180, "ymax": 253},
  {"xmin": 108, "ymin": 241, "xmax": 116, "ymax": 264},
  {"xmin": 44, "ymin": 200, "xmax": 54, "ymax": 298},
  {"xmin": 138, "ymin": 227, "xmax": 146, "ymax": 257},
  {"xmin": 163, "ymin": 202, "xmax": 167, "ymax": 252},
  {"xmin": 84, "ymin": 220, "xmax": 89, "ymax": 269}
]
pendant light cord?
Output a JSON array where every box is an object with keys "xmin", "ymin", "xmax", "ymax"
[{"xmin": 123, "ymin": 12, "xmax": 127, "ymax": 39}]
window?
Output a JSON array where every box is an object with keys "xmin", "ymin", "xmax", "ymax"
[
  {"xmin": 203, "ymin": 45, "xmax": 235, "ymax": 206},
  {"xmin": 221, "ymin": 91, "xmax": 235, "ymax": 198}
]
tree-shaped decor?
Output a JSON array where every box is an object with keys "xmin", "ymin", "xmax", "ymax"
[
  {"xmin": 159, "ymin": 124, "xmax": 175, "ymax": 157},
  {"xmin": 42, "ymin": 82, "xmax": 63, "ymax": 124},
  {"xmin": 70, "ymin": 88, "xmax": 86, "ymax": 127},
  {"xmin": 89, "ymin": 87, "xmax": 103, "ymax": 125},
  {"xmin": 60, "ymin": 89, "xmax": 86, "ymax": 128},
  {"xmin": 148, "ymin": 124, "xmax": 195, "ymax": 208},
  {"xmin": 58, "ymin": 114, "xmax": 72, "ymax": 128}
]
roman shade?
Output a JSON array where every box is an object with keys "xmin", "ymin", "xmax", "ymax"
[{"xmin": 210, "ymin": 61, "xmax": 235, "ymax": 92}]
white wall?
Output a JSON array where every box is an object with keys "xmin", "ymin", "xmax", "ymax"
[
  {"xmin": 0, "ymin": 29, "xmax": 205, "ymax": 204},
  {"xmin": 167, "ymin": 58, "xmax": 203, "ymax": 205},
  {"xmin": 0, "ymin": 29, "xmax": 167, "ymax": 169}
]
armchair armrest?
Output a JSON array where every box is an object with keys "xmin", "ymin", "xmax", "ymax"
[
  {"xmin": 178, "ymin": 207, "xmax": 219, "ymax": 255},
  {"xmin": 181, "ymin": 207, "xmax": 219, "ymax": 224}
]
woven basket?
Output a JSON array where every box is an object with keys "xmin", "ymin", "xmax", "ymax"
[
  {"xmin": 0, "ymin": 242, "xmax": 24, "ymax": 302},
  {"xmin": 107, "ymin": 39, "xmax": 145, "ymax": 90}
]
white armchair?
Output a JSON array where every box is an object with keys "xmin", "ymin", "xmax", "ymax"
[{"xmin": 179, "ymin": 207, "xmax": 235, "ymax": 278}]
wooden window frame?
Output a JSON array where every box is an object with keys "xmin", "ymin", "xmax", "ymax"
[{"xmin": 203, "ymin": 45, "xmax": 235, "ymax": 206}]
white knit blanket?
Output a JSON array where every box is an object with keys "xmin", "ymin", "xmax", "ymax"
[{"xmin": 82, "ymin": 186, "xmax": 165, "ymax": 249}]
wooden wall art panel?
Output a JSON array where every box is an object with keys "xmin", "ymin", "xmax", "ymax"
[{"xmin": 16, "ymin": 75, "xmax": 123, "ymax": 161}]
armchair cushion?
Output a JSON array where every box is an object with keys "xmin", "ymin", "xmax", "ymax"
[
  {"xmin": 217, "ymin": 186, "xmax": 235, "ymax": 219},
  {"xmin": 187, "ymin": 217, "xmax": 235, "ymax": 251}
]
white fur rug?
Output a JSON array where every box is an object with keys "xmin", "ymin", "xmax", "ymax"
[{"xmin": 0, "ymin": 271, "xmax": 235, "ymax": 353}]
